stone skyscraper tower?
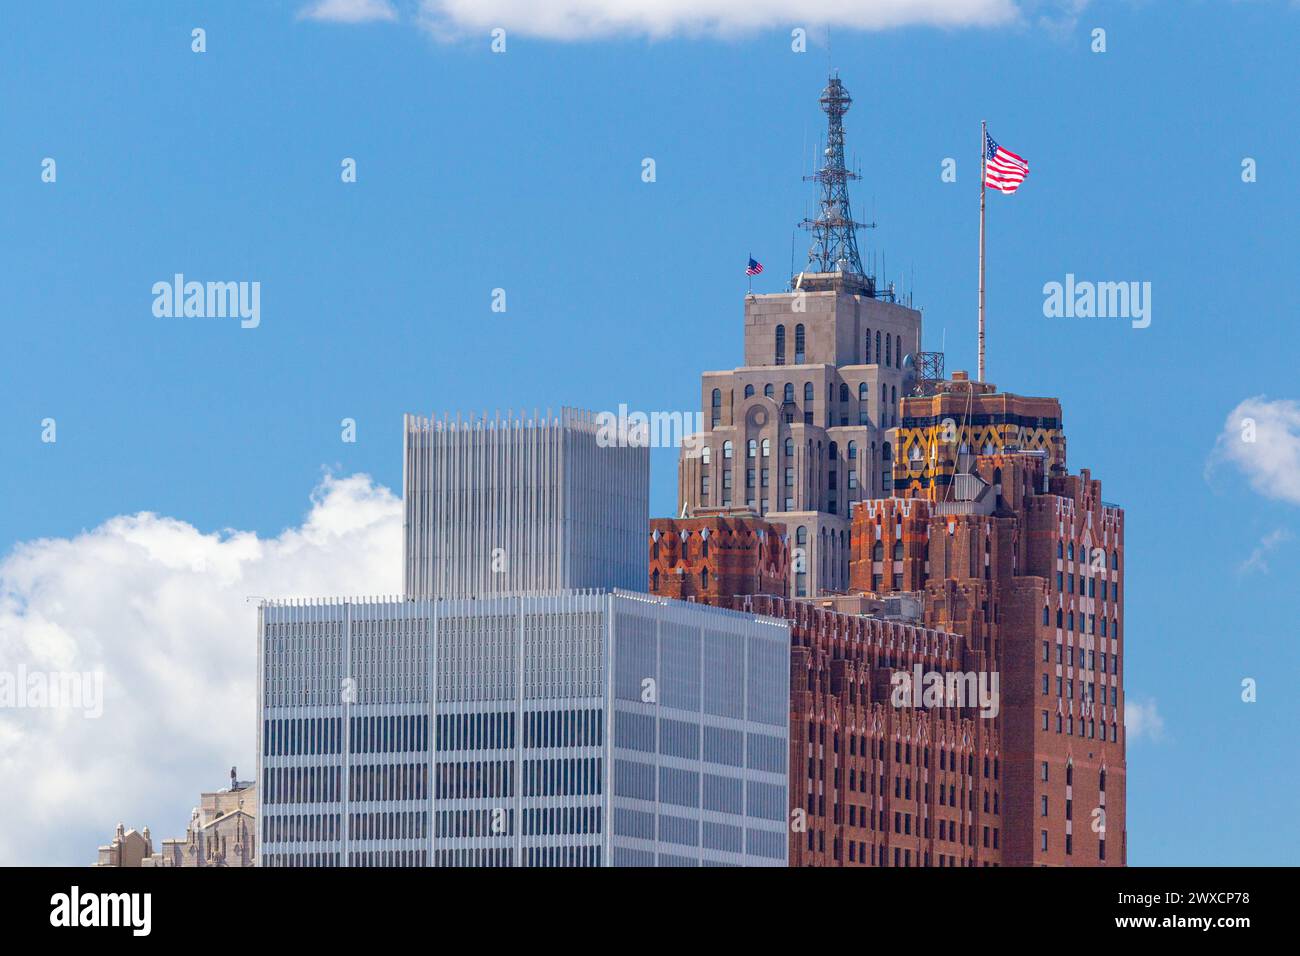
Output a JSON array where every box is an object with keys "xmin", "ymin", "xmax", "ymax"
[{"xmin": 678, "ymin": 74, "xmax": 923, "ymax": 597}]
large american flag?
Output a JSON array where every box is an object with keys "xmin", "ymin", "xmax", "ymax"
[
  {"xmin": 984, "ymin": 131, "xmax": 1028, "ymax": 194},
  {"xmin": 746, "ymin": 256, "xmax": 764, "ymax": 276}
]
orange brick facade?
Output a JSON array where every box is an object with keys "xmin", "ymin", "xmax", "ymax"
[
  {"xmin": 648, "ymin": 513, "xmax": 790, "ymax": 604},
  {"xmin": 655, "ymin": 390, "xmax": 1126, "ymax": 867}
]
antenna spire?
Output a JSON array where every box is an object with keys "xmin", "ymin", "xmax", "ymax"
[{"xmin": 799, "ymin": 74, "xmax": 873, "ymax": 287}]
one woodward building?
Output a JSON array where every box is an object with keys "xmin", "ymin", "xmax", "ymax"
[{"xmin": 257, "ymin": 409, "xmax": 791, "ymax": 867}]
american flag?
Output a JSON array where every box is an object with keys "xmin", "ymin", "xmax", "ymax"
[
  {"xmin": 984, "ymin": 132, "xmax": 1029, "ymax": 194},
  {"xmin": 746, "ymin": 256, "xmax": 763, "ymax": 276}
]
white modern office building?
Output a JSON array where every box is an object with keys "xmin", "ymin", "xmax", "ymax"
[
  {"xmin": 403, "ymin": 409, "xmax": 648, "ymax": 599},
  {"xmin": 257, "ymin": 590, "xmax": 790, "ymax": 867}
]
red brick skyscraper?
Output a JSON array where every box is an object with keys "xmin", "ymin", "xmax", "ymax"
[
  {"xmin": 881, "ymin": 374, "xmax": 1125, "ymax": 865},
  {"xmin": 659, "ymin": 378, "xmax": 1126, "ymax": 866},
  {"xmin": 659, "ymin": 77, "xmax": 1126, "ymax": 866}
]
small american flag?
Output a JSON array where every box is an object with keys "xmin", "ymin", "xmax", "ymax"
[
  {"xmin": 746, "ymin": 257, "xmax": 764, "ymax": 277},
  {"xmin": 984, "ymin": 132, "xmax": 1028, "ymax": 194}
]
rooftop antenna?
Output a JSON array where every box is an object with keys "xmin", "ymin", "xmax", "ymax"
[{"xmin": 799, "ymin": 71, "xmax": 873, "ymax": 282}]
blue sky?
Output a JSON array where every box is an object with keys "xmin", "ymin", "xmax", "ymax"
[{"xmin": 2, "ymin": 1, "xmax": 1298, "ymax": 865}]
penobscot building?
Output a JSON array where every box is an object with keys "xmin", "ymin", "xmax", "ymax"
[
  {"xmin": 678, "ymin": 75, "xmax": 923, "ymax": 598},
  {"xmin": 257, "ymin": 408, "xmax": 791, "ymax": 867},
  {"xmin": 662, "ymin": 75, "xmax": 1126, "ymax": 867}
]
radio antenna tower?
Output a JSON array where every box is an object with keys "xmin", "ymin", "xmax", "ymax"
[{"xmin": 800, "ymin": 73, "xmax": 874, "ymax": 284}]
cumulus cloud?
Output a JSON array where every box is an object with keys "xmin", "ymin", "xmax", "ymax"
[
  {"xmin": 1209, "ymin": 397, "xmax": 1300, "ymax": 506},
  {"xmin": 417, "ymin": 0, "xmax": 1009, "ymax": 39},
  {"xmin": 404, "ymin": 0, "xmax": 1089, "ymax": 40},
  {"xmin": 0, "ymin": 474, "xmax": 401, "ymax": 866},
  {"xmin": 1125, "ymin": 698, "xmax": 1164, "ymax": 743},
  {"xmin": 291, "ymin": 0, "xmax": 1095, "ymax": 41},
  {"xmin": 299, "ymin": 0, "xmax": 398, "ymax": 23}
]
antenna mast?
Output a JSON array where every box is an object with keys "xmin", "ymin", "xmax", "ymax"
[{"xmin": 799, "ymin": 74, "xmax": 876, "ymax": 292}]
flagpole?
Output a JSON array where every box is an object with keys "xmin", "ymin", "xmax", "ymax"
[{"xmin": 978, "ymin": 120, "xmax": 987, "ymax": 383}]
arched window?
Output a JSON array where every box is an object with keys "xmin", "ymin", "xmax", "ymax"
[
  {"xmin": 701, "ymin": 445, "xmax": 711, "ymax": 465},
  {"xmin": 893, "ymin": 540, "xmax": 903, "ymax": 560},
  {"xmin": 784, "ymin": 437, "xmax": 794, "ymax": 457},
  {"xmin": 652, "ymin": 569, "xmax": 659, "ymax": 591},
  {"xmin": 803, "ymin": 382, "xmax": 814, "ymax": 402},
  {"xmin": 882, "ymin": 442, "xmax": 892, "ymax": 461},
  {"xmin": 711, "ymin": 388, "xmax": 722, "ymax": 425},
  {"xmin": 1056, "ymin": 609, "xmax": 1063, "ymax": 628},
  {"xmin": 764, "ymin": 383, "xmax": 775, "ymax": 398},
  {"xmin": 1111, "ymin": 550, "xmax": 1119, "ymax": 569},
  {"xmin": 722, "ymin": 440, "xmax": 733, "ymax": 459},
  {"xmin": 881, "ymin": 383, "xmax": 887, "ymax": 404},
  {"xmin": 839, "ymin": 383, "xmax": 849, "ymax": 403},
  {"xmin": 744, "ymin": 384, "xmax": 755, "ymax": 398},
  {"xmin": 747, "ymin": 439, "xmax": 757, "ymax": 459},
  {"xmin": 865, "ymin": 329, "xmax": 872, "ymax": 363},
  {"xmin": 875, "ymin": 331, "xmax": 881, "ymax": 364},
  {"xmin": 761, "ymin": 438, "xmax": 771, "ymax": 457},
  {"xmin": 775, "ymin": 324, "xmax": 786, "ymax": 365},
  {"xmin": 848, "ymin": 441, "xmax": 857, "ymax": 459},
  {"xmin": 783, "ymin": 383, "xmax": 795, "ymax": 403},
  {"xmin": 886, "ymin": 335, "xmax": 892, "ymax": 368},
  {"xmin": 891, "ymin": 386, "xmax": 896, "ymax": 407},
  {"xmin": 795, "ymin": 324, "xmax": 806, "ymax": 363},
  {"xmin": 796, "ymin": 526, "xmax": 808, "ymax": 546},
  {"xmin": 872, "ymin": 541, "xmax": 884, "ymax": 560},
  {"xmin": 858, "ymin": 382, "xmax": 868, "ymax": 400},
  {"xmin": 1057, "ymin": 540, "xmax": 1063, "ymax": 559},
  {"xmin": 1068, "ymin": 542, "xmax": 1075, "ymax": 561},
  {"xmin": 828, "ymin": 441, "xmax": 838, "ymax": 459}
]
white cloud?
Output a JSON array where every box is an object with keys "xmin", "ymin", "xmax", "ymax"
[
  {"xmin": 1125, "ymin": 698, "xmax": 1164, "ymax": 743},
  {"xmin": 413, "ymin": 0, "xmax": 1080, "ymax": 40},
  {"xmin": 299, "ymin": 0, "xmax": 398, "ymax": 23},
  {"xmin": 1210, "ymin": 397, "xmax": 1300, "ymax": 506},
  {"xmin": 0, "ymin": 474, "xmax": 401, "ymax": 865},
  {"xmin": 1238, "ymin": 527, "xmax": 1292, "ymax": 575}
]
